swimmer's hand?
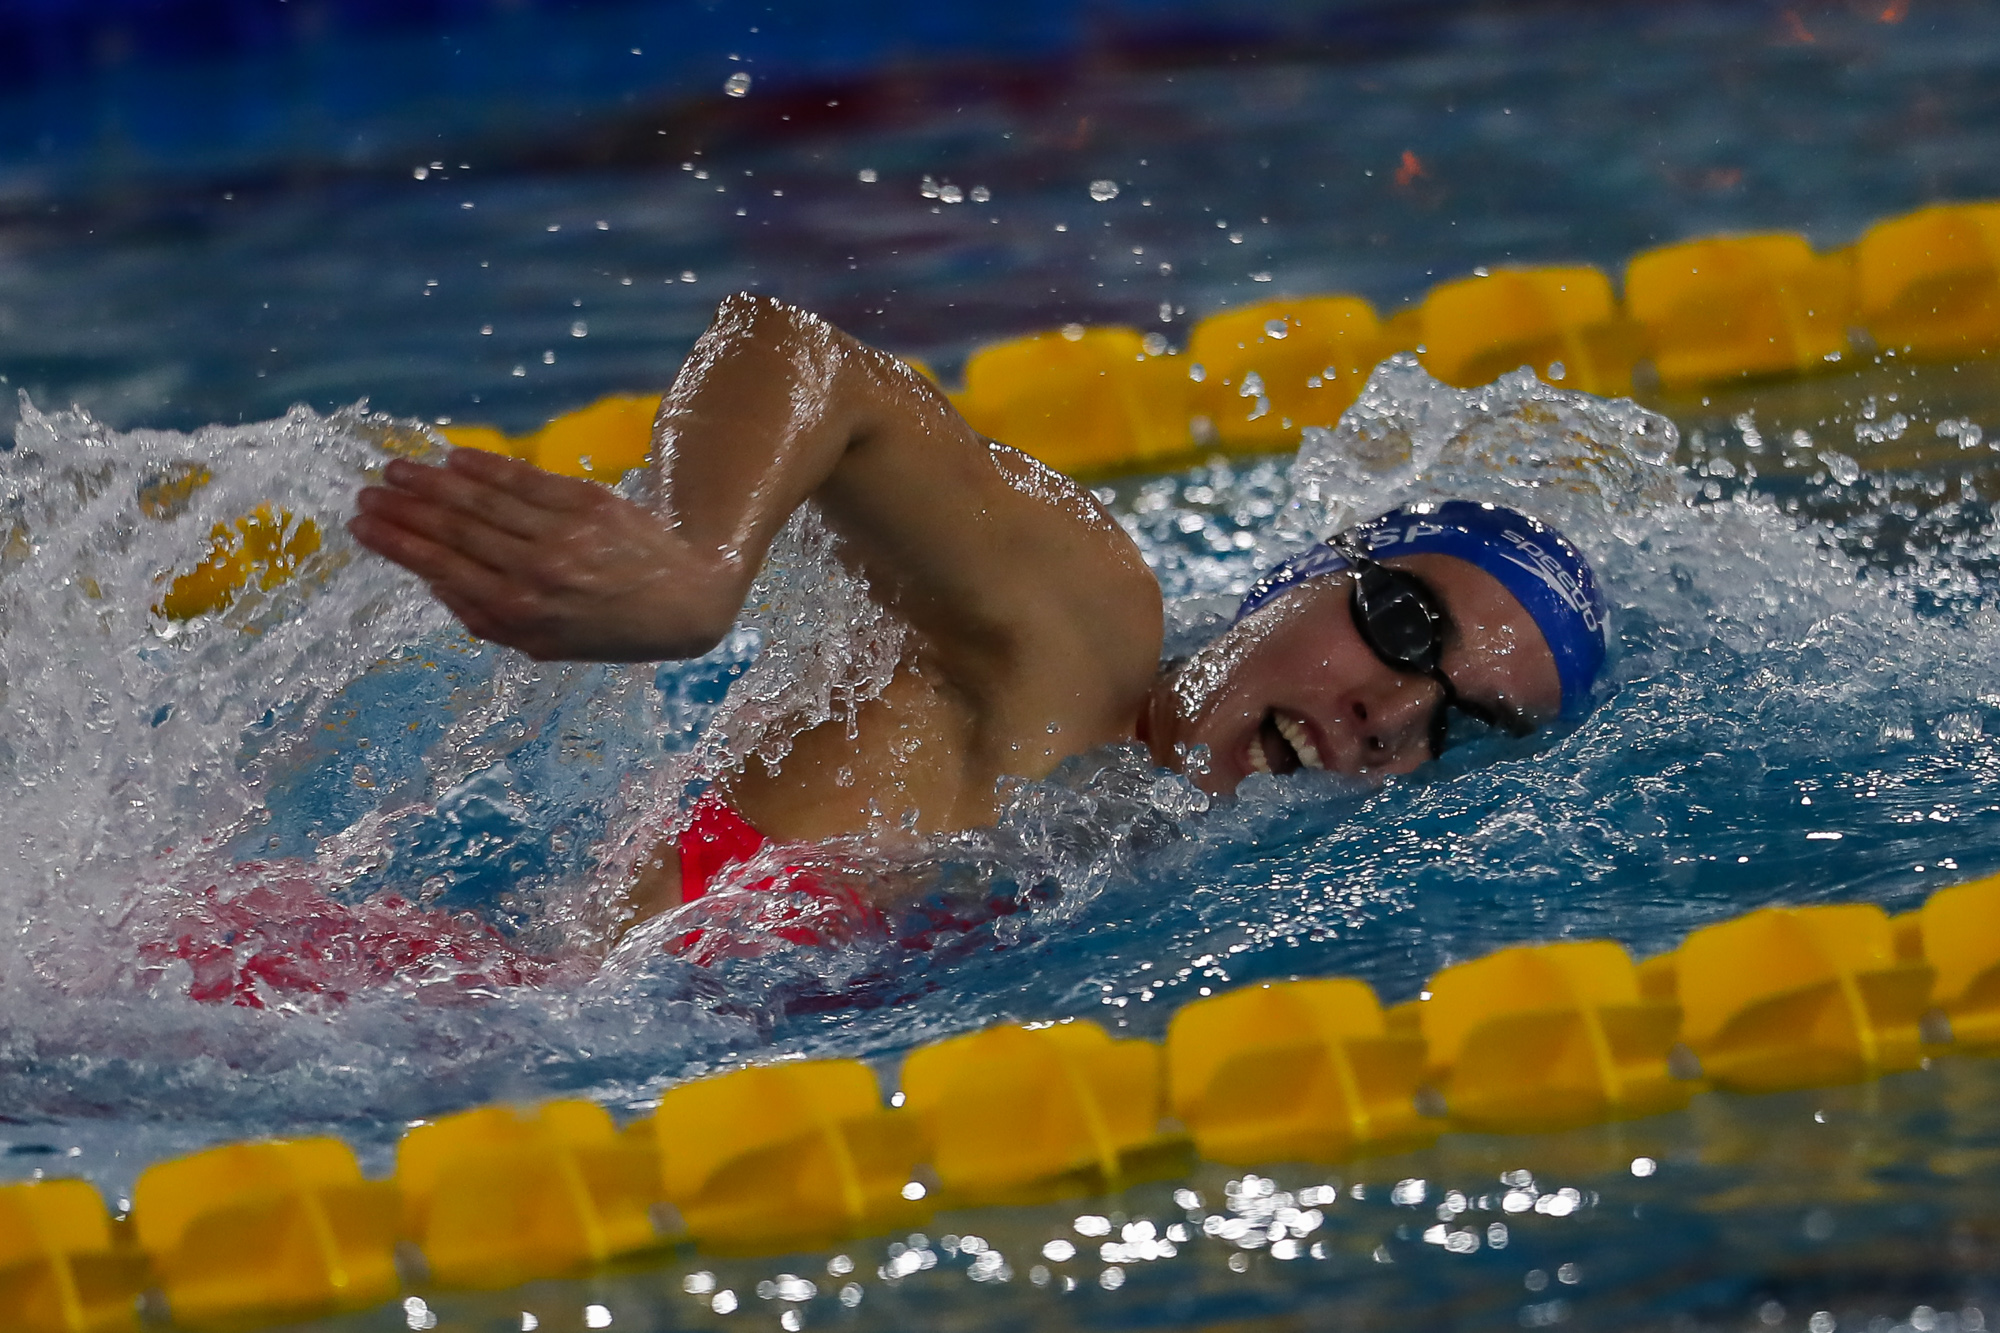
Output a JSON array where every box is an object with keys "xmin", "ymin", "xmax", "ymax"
[{"xmin": 349, "ymin": 448, "xmax": 743, "ymax": 661}]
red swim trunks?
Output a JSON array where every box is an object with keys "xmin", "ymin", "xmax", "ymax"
[
  {"xmin": 135, "ymin": 864, "xmax": 558, "ymax": 1008},
  {"xmin": 662, "ymin": 789, "xmax": 889, "ymax": 965},
  {"xmin": 144, "ymin": 792, "xmax": 932, "ymax": 1004}
]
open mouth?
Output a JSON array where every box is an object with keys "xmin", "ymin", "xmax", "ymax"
[{"xmin": 1247, "ymin": 708, "xmax": 1325, "ymax": 775}]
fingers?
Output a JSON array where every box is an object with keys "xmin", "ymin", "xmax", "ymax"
[
  {"xmin": 346, "ymin": 511, "xmax": 519, "ymax": 603},
  {"xmin": 379, "ymin": 454, "xmax": 569, "ymax": 540},
  {"xmin": 353, "ymin": 486, "xmax": 535, "ymax": 575},
  {"xmin": 444, "ymin": 447, "xmax": 607, "ymax": 511}
]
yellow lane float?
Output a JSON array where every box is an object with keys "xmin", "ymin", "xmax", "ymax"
[
  {"xmin": 130, "ymin": 1139, "xmax": 399, "ymax": 1327},
  {"xmin": 1897, "ymin": 872, "xmax": 2000, "ymax": 1049},
  {"xmin": 638, "ymin": 1060, "xmax": 928, "ymax": 1254},
  {"xmin": 0, "ymin": 1179, "xmax": 148, "ymax": 1333},
  {"xmin": 21, "ymin": 867, "xmax": 2000, "ymax": 1331},
  {"xmin": 153, "ymin": 505, "xmax": 324, "ymax": 622},
  {"xmin": 950, "ymin": 325, "xmax": 1191, "ymax": 475},
  {"xmin": 1410, "ymin": 265, "xmax": 1639, "ymax": 397},
  {"xmin": 901, "ymin": 1020, "xmax": 1190, "ymax": 1207},
  {"xmin": 397, "ymin": 1100, "xmax": 662, "ymax": 1288},
  {"xmin": 1166, "ymin": 977, "xmax": 1432, "ymax": 1164},
  {"xmin": 1625, "ymin": 233, "xmax": 1854, "ymax": 389},
  {"xmin": 1389, "ymin": 940, "xmax": 1687, "ymax": 1131},
  {"xmin": 147, "ymin": 196, "xmax": 2000, "ymax": 618},
  {"xmin": 1855, "ymin": 199, "xmax": 2000, "ymax": 360},
  {"xmin": 1639, "ymin": 903, "xmax": 1933, "ymax": 1094},
  {"xmin": 1184, "ymin": 295, "xmax": 1388, "ymax": 451}
]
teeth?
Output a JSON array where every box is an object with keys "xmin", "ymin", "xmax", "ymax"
[
  {"xmin": 1274, "ymin": 714, "xmax": 1324, "ymax": 770},
  {"xmin": 1247, "ymin": 738, "xmax": 1272, "ymax": 774}
]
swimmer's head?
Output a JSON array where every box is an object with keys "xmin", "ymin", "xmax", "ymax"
[{"xmin": 1139, "ymin": 500, "xmax": 1608, "ymax": 796}]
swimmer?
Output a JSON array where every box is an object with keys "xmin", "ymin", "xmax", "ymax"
[{"xmin": 349, "ymin": 295, "xmax": 1605, "ymax": 931}]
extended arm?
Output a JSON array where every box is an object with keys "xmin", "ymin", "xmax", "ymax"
[{"xmin": 349, "ymin": 295, "xmax": 1161, "ymax": 714}]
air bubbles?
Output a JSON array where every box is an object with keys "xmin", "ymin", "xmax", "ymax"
[
  {"xmin": 1088, "ymin": 180, "xmax": 1120, "ymax": 201},
  {"xmin": 570, "ymin": 322, "xmax": 588, "ymax": 339},
  {"xmin": 724, "ymin": 71, "xmax": 752, "ymax": 97},
  {"xmin": 541, "ymin": 350, "xmax": 556, "ymax": 364},
  {"xmin": 412, "ymin": 166, "xmax": 429, "ymax": 180},
  {"xmin": 1264, "ymin": 319, "xmax": 1289, "ymax": 340},
  {"xmin": 858, "ymin": 168, "xmax": 878, "ymax": 183}
]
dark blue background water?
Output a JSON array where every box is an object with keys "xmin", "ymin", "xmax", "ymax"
[{"xmin": 5, "ymin": 0, "xmax": 1999, "ymax": 441}]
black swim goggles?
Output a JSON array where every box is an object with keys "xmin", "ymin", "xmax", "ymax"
[{"xmin": 1331, "ymin": 539, "xmax": 1529, "ymax": 758}]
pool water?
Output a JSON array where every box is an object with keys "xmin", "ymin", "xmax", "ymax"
[{"xmin": 6, "ymin": 3, "xmax": 2000, "ymax": 1331}]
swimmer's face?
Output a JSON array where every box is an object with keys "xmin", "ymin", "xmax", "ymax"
[{"xmin": 1140, "ymin": 553, "xmax": 1563, "ymax": 796}]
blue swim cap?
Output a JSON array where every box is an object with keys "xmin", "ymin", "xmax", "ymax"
[{"xmin": 1236, "ymin": 500, "xmax": 1609, "ymax": 716}]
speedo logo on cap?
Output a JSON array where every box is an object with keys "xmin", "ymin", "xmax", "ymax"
[
  {"xmin": 1496, "ymin": 531, "xmax": 1600, "ymax": 631},
  {"xmin": 1360, "ymin": 522, "xmax": 1447, "ymax": 548}
]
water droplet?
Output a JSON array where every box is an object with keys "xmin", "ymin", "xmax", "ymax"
[
  {"xmin": 857, "ymin": 168, "xmax": 878, "ymax": 183},
  {"xmin": 1546, "ymin": 360, "xmax": 1566, "ymax": 381},
  {"xmin": 480, "ymin": 324, "xmax": 493, "ymax": 336},
  {"xmin": 570, "ymin": 321, "xmax": 588, "ymax": 338},
  {"xmin": 541, "ymin": 350, "xmax": 556, "ymax": 364},
  {"xmin": 1061, "ymin": 323, "xmax": 1086, "ymax": 341},
  {"xmin": 1264, "ymin": 319, "xmax": 1288, "ymax": 340},
  {"xmin": 412, "ymin": 165, "xmax": 429, "ymax": 180},
  {"xmin": 723, "ymin": 71, "xmax": 752, "ymax": 97},
  {"xmin": 1088, "ymin": 179, "xmax": 1120, "ymax": 202},
  {"xmin": 938, "ymin": 184, "xmax": 964, "ymax": 204},
  {"xmin": 969, "ymin": 185, "xmax": 991, "ymax": 202},
  {"xmin": 1142, "ymin": 332, "xmax": 1168, "ymax": 356}
]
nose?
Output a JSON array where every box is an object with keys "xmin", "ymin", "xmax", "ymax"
[{"xmin": 1341, "ymin": 672, "xmax": 1442, "ymax": 770}]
